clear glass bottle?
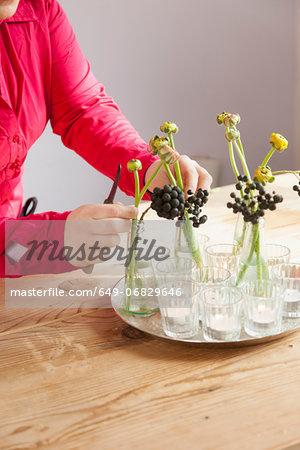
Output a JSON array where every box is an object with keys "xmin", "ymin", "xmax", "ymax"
[
  {"xmin": 235, "ymin": 218, "xmax": 269, "ymax": 286},
  {"xmin": 174, "ymin": 219, "xmax": 208, "ymax": 267},
  {"xmin": 124, "ymin": 220, "xmax": 159, "ymax": 316}
]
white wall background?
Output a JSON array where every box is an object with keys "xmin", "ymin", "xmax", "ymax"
[{"xmin": 23, "ymin": 0, "xmax": 296, "ymax": 213}]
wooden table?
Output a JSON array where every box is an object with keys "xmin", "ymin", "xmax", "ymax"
[{"xmin": 1, "ymin": 174, "xmax": 300, "ymax": 450}]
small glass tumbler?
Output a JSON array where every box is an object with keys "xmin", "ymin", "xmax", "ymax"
[
  {"xmin": 193, "ymin": 266, "xmax": 232, "ymax": 320},
  {"xmin": 267, "ymin": 244, "xmax": 290, "ymax": 268},
  {"xmin": 201, "ymin": 286, "xmax": 243, "ymax": 342},
  {"xmin": 205, "ymin": 244, "xmax": 241, "ymax": 282},
  {"xmin": 155, "ymin": 257, "xmax": 197, "ymax": 285},
  {"xmin": 272, "ymin": 263, "xmax": 300, "ymax": 318},
  {"xmin": 158, "ymin": 279, "xmax": 200, "ymax": 339},
  {"xmin": 243, "ymin": 280, "xmax": 284, "ymax": 337}
]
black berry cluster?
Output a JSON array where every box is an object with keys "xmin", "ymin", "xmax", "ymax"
[
  {"xmin": 182, "ymin": 188, "xmax": 208, "ymax": 227},
  {"xmin": 227, "ymin": 175, "xmax": 283, "ymax": 224},
  {"xmin": 150, "ymin": 185, "xmax": 209, "ymax": 227},
  {"xmin": 151, "ymin": 185, "xmax": 185, "ymax": 219},
  {"xmin": 292, "ymin": 180, "xmax": 300, "ymax": 196}
]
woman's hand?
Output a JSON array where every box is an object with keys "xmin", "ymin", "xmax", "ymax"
[
  {"xmin": 144, "ymin": 155, "xmax": 213, "ymax": 195},
  {"xmin": 64, "ymin": 203, "xmax": 137, "ymax": 267}
]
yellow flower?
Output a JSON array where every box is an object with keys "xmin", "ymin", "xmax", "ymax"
[
  {"xmin": 127, "ymin": 159, "xmax": 142, "ymax": 171},
  {"xmin": 270, "ymin": 133, "xmax": 288, "ymax": 152},
  {"xmin": 160, "ymin": 122, "xmax": 179, "ymax": 134},
  {"xmin": 254, "ymin": 166, "xmax": 274, "ymax": 183}
]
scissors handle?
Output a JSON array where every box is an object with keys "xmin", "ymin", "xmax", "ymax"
[{"xmin": 19, "ymin": 197, "xmax": 38, "ymax": 217}]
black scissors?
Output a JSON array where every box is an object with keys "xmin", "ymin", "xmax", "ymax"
[
  {"xmin": 19, "ymin": 197, "xmax": 38, "ymax": 217},
  {"xmin": 104, "ymin": 163, "xmax": 121, "ymax": 204},
  {"xmin": 82, "ymin": 163, "xmax": 121, "ymax": 274}
]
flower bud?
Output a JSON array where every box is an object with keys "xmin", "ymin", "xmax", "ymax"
[
  {"xmin": 216, "ymin": 112, "xmax": 228, "ymax": 125},
  {"xmin": 160, "ymin": 122, "xmax": 179, "ymax": 134},
  {"xmin": 270, "ymin": 133, "xmax": 288, "ymax": 152},
  {"xmin": 225, "ymin": 128, "xmax": 240, "ymax": 142},
  {"xmin": 224, "ymin": 114, "xmax": 241, "ymax": 128},
  {"xmin": 149, "ymin": 136, "xmax": 170, "ymax": 155},
  {"xmin": 127, "ymin": 159, "xmax": 142, "ymax": 171},
  {"xmin": 254, "ymin": 166, "xmax": 274, "ymax": 183}
]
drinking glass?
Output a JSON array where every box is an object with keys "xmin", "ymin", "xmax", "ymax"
[
  {"xmin": 201, "ymin": 286, "xmax": 243, "ymax": 341},
  {"xmin": 243, "ymin": 280, "xmax": 284, "ymax": 337},
  {"xmin": 193, "ymin": 266, "xmax": 232, "ymax": 320},
  {"xmin": 272, "ymin": 263, "xmax": 300, "ymax": 318},
  {"xmin": 205, "ymin": 243, "xmax": 241, "ymax": 282},
  {"xmin": 267, "ymin": 244, "xmax": 290, "ymax": 268},
  {"xmin": 155, "ymin": 257, "xmax": 197, "ymax": 285},
  {"xmin": 158, "ymin": 279, "xmax": 200, "ymax": 338}
]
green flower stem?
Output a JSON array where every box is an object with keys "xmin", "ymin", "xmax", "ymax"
[
  {"xmin": 228, "ymin": 140, "xmax": 240, "ymax": 181},
  {"xmin": 233, "ymin": 140, "xmax": 251, "ymax": 181},
  {"xmin": 138, "ymin": 161, "xmax": 164, "ymax": 202},
  {"xmin": 125, "ymin": 217, "xmax": 138, "ymax": 311},
  {"xmin": 235, "ymin": 221, "xmax": 269, "ymax": 286},
  {"xmin": 168, "ymin": 132, "xmax": 183, "ymax": 189},
  {"xmin": 261, "ymin": 147, "xmax": 276, "ymax": 168},
  {"xmin": 237, "ymin": 137, "xmax": 245, "ymax": 158},
  {"xmin": 167, "ymin": 131, "xmax": 204, "ymax": 266},
  {"xmin": 134, "ymin": 170, "xmax": 140, "ymax": 207},
  {"xmin": 163, "ymin": 162, "xmax": 177, "ymax": 186}
]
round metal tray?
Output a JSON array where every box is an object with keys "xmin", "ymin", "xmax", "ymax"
[{"xmin": 111, "ymin": 278, "xmax": 300, "ymax": 347}]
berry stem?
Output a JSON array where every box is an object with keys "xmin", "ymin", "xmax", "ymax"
[{"xmin": 273, "ymin": 170, "xmax": 300, "ymax": 180}]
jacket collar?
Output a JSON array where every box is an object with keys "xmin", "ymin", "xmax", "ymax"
[{"xmin": 5, "ymin": 0, "xmax": 37, "ymax": 23}]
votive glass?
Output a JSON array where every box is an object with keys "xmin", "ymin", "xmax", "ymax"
[
  {"xmin": 158, "ymin": 279, "xmax": 200, "ymax": 338},
  {"xmin": 205, "ymin": 243, "xmax": 241, "ymax": 282},
  {"xmin": 243, "ymin": 280, "xmax": 284, "ymax": 337},
  {"xmin": 192, "ymin": 266, "xmax": 232, "ymax": 321},
  {"xmin": 267, "ymin": 244, "xmax": 290, "ymax": 268},
  {"xmin": 201, "ymin": 286, "xmax": 243, "ymax": 342},
  {"xmin": 272, "ymin": 263, "xmax": 300, "ymax": 318},
  {"xmin": 155, "ymin": 257, "xmax": 197, "ymax": 285}
]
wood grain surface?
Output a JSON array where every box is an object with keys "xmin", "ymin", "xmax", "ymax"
[{"xmin": 1, "ymin": 174, "xmax": 300, "ymax": 450}]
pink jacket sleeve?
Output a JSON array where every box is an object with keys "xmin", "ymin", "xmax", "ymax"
[{"xmin": 47, "ymin": 0, "xmax": 159, "ymax": 199}]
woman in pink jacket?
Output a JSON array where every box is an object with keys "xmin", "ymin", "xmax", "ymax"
[{"xmin": 0, "ymin": 0, "xmax": 212, "ymax": 276}]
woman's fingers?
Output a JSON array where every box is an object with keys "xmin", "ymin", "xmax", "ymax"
[
  {"xmin": 145, "ymin": 155, "xmax": 213, "ymax": 196},
  {"xmin": 192, "ymin": 160, "xmax": 213, "ymax": 191},
  {"xmin": 91, "ymin": 204, "xmax": 138, "ymax": 220}
]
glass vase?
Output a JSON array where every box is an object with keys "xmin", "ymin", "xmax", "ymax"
[
  {"xmin": 233, "ymin": 212, "xmax": 247, "ymax": 249},
  {"xmin": 235, "ymin": 218, "xmax": 269, "ymax": 287},
  {"xmin": 174, "ymin": 219, "xmax": 208, "ymax": 267},
  {"xmin": 124, "ymin": 220, "xmax": 159, "ymax": 316}
]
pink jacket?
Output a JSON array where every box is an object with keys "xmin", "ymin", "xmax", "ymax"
[{"xmin": 0, "ymin": 0, "xmax": 158, "ymax": 276}]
